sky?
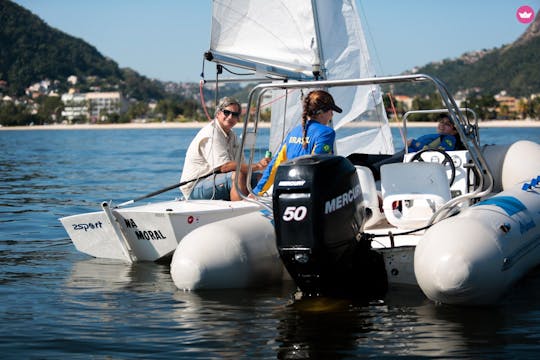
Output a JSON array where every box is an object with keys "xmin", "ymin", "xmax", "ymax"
[{"xmin": 12, "ymin": 0, "xmax": 540, "ymax": 83}]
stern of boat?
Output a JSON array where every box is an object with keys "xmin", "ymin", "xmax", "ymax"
[{"xmin": 60, "ymin": 199, "xmax": 262, "ymax": 262}]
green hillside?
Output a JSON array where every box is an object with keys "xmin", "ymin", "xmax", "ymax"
[
  {"xmin": 395, "ymin": 13, "xmax": 540, "ymax": 97},
  {"xmin": 2, "ymin": 0, "xmax": 539, "ymax": 101},
  {"xmin": 0, "ymin": 0, "xmax": 164, "ymax": 99}
]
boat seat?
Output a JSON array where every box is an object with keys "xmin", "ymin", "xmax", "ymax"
[
  {"xmin": 403, "ymin": 150, "xmax": 472, "ymax": 199},
  {"xmin": 381, "ymin": 162, "xmax": 451, "ymax": 229},
  {"xmin": 355, "ymin": 166, "xmax": 384, "ymax": 228}
]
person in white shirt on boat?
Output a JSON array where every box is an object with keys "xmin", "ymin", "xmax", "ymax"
[{"xmin": 180, "ymin": 97, "xmax": 271, "ymax": 201}]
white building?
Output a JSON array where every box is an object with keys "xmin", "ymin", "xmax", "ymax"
[
  {"xmin": 67, "ymin": 75, "xmax": 78, "ymax": 85},
  {"xmin": 61, "ymin": 91, "xmax": 128, "ymax": 122},
  {"xmin": 61, "ymin": 93, "xmax": 87, "ymax": 121}
]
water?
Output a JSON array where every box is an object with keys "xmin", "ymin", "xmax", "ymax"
[{"xmin": 1, "ymin": 126, "xmax": 540, "ymax": 359}]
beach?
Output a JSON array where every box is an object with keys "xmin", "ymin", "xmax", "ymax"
[{"xmin": 1, "ymin": 119, "xmax": 539, "ymax": 131}]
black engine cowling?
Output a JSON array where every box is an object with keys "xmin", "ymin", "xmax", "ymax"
[{"xmin": 272, "ymin": 154, "xmax": 387, "ymax": 298}]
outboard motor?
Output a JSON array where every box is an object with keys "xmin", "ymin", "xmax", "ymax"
[{"xmin": 273, "ymin": 154, "xmax": 387, "ymax": 298}]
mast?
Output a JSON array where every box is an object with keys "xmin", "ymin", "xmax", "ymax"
[{"xmin": 310, "ymin": 0, "xmax": 325, "ymax": 80}]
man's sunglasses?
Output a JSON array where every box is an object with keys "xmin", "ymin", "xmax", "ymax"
[{"xmin": 222, "ymin": 109, "xmax": 240, "ymax": 118}]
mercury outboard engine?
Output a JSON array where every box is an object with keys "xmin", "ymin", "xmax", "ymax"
[{"xmin": 273, "ymin": 154, "xmax": 387, "ymax": 298}]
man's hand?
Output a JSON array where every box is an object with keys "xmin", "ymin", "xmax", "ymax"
[
  {"xmin": 219, "ymin": 161, "xmax": 236, "ymax": 173},
  {"xmin": 256, "ymin": 157, "xmax": 271, "ymax": 171}
]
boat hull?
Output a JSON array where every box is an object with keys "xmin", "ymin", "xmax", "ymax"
[
  {"xmin": 170, "ymin": 211, "xmax": 284, "ymax": 290},
  {"xmin": 415, "ymin": 182, "xmax": 540, "ymax": 305},
  {"xmin": 59, "ymin": 200, "xmax": 261, "ymax": 262}
]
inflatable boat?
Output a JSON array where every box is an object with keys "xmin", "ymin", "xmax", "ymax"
[{"xmin": 268, "ymin": 138, "xmax": 540, "ymax": 305}]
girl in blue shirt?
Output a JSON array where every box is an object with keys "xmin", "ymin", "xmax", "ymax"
[{"xmin": 253, "ymin": 90, "xmax": 342, "ymax": 195}]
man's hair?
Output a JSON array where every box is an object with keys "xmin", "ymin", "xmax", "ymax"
[
  {"xmin": 438, "ymin": 113, "xmax": 455, "ymax": 128},
  {"xmin": 215, "ymin": 97, "xmax": 241, "ymax": 116}
]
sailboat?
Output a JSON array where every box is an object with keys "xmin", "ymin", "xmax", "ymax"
[{"xmin": 61, "ymin": 0, "xmax": 540, "ymax": 305}]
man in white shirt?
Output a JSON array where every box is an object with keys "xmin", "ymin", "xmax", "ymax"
[{"xmin": 180, "ymin": 97, "xmax": 270, "ymax": 201}]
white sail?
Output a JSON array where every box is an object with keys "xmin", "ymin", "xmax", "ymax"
[
  {"xmin": 210, "ymin": 0, "xmax": 318, "ymax": 79},
  {"xmin": 209, "ymin": 0, "xmax": 394, "ymax": 155}
]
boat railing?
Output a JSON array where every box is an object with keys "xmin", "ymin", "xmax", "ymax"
[{"xmin": 236, "ymin": 74, "xmax": 495, "ymax": 220}]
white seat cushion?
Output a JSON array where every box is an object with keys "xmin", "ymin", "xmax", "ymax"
[{"xmin": 381, "ymin": 162, "xmax": 451, "ymax": 229}]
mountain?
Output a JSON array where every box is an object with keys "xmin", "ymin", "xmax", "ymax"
[
  {"xmin": 0, "ymin": 0, "xmax": 165, "ymax": 99},
  {"xmin": 396, "ymin": 12, "xmax": 540, "ymax": 97},
  {"xmin": 2, "ymin": 0, "xmax": 539, "ymax": 100}
]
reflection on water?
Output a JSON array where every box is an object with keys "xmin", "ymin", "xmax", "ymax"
[
  {"xmin": 57, "ymin": 258, "xmax": 540, "ymax": 358},
  {"xmin": 277, "ymin": 297, "xmax": 377, "ymax": 359},
  {"xmin": 275, "ymin": 275, "xmax": 540, "ymax": 359}
]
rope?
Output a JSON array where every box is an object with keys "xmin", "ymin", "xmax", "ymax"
[
  {"xmin": 260, "ymin": 88, "xmax": 296, "ymax": 109},
  {"xmin": 221, "ymin": 65, "xmax": 254, "ymax": 76},
  {"xmin": 362, "ymin": 223, "xmax": 433, "ymax": 243},
  {"xmin": 199, "ymin": 80, "xmax": 213, "ymax": 122},
  {"xmin": 199, "ymin": 58, "xmax": 213, "ymax": 122},
  {"xmin": 387, "ymin": 92, "xmax": 406, "ymax": 148}
]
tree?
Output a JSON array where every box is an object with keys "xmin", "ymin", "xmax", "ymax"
[
  {"xmin": 126, "ymin": 101, "xmax": 148, "ymax": 121},
  {"xmin": 464, "ymin": 94, "xmax": 497, "ymax": 120},
  {"xmin": 0, "ymin": 100, "xmax": 37, "ymax": 126},
  {"xmin": 155, "ymin": 98, "xmax": 183, "ymax": 122},
  {"xmin": 36, "ymin": 95, "xmax": 63, "ymax": 124},
  {"xmin": 410, "ymin": 93, "xmax": 443, "ymax": 121},
  {"xmin": 517, "ymin": 98, "xmax": 529, "ymax": 120},
  {"xmin": 528, "ymin": 97, "xmax": 540, "ymax": 120}
]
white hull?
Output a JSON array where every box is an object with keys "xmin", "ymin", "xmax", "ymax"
[
  {"xmin": 59, "ymin": 200, "xmax": 261, "ymax": 262},
  {"xmin": 170, "ymin": 211, "xmax": 285, "ymax": 290},
  {"xmin": 415, "ymin": 183, "xmax": 540, "ymax": 305},
  {"xmin": 364, "ymin": 141, "xmax": 540, "ymax": 304}
]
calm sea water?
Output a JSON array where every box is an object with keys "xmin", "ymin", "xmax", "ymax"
[{"xmin": 1, "ymin": 126, "xmax": 540, "ymax": 359}]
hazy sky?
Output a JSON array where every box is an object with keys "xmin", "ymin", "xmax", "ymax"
[{"xmin": 12, "ymin": 0, "xmax": 539, "ymax": 82}]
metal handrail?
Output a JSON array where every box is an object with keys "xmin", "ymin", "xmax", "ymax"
[
  {"xmin": 234, "ymin": 74, "xmax": 495, "ymax": 220},
  {"xmin": 400, "ymin": 108, "xmax": 479, "ymax": 151}
]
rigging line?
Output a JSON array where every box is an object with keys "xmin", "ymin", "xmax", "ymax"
[
  {"xmin": 355, "ymin": 1, "xmax": 394, "ymax": 153},
  {"xmin": 387, "ymin": 92, "xmax": 406, "ymax": 148},
  {"xmin": 199, "ymin": 58, "xmax": 213, "ymax": 121},
  {"xmin": 260, "ymin": 89, "xmax": 297, "ymax": 109},
  {"xmin": 357, "ymin": 0, "xmax": 385, "ymax": 76},
  {"xmin": 215, "ymin": 65, "xmax": 221, "ymax": 108},
  {"xmin": 361, "ymin": 85, "xmax": 394, "ymax": 154},
  {"xmin": 199, "ymin": 80, "xmax": 213, "ymax": 122},
  {"xmin": 189, "ymin": 61, "xmax": 218, "ymax": 200},
  {"xmin": 190, "ymin": 68, "xmax": 219, "ymax": 200},
  {"xmin": 208, "ymin": 65, "xmax": 224, "ymax": 200},
  {"xmin": 221, "ymin": 65, "xmax": 255, "ymax": 76},
  {"xmin": 199, "ymin": 54, "xmax": 207, "ymax": 81},
  {"xmin": 187, "ymin": 83, "xmax": 217, "ymax": 200}
]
